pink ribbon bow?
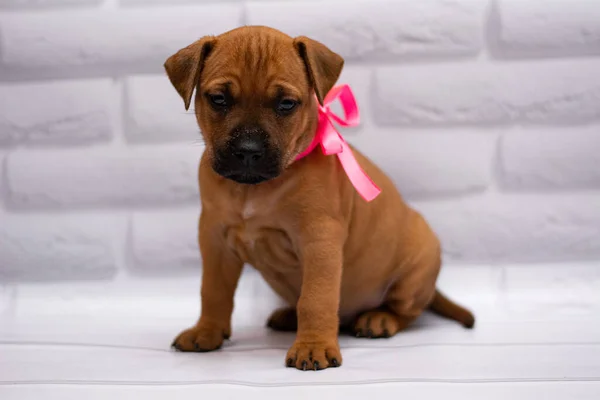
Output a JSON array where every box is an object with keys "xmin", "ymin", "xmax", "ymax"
[{"xmin": 295, "ymin": 84, "xmax": 381, "ymax": 202}]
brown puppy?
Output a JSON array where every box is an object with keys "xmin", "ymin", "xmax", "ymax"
[{"xmin": 165, "ymin": 26, "xmax": 475, "ymax": 371}]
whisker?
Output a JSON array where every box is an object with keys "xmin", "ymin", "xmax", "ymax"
[{"xmin": 188, "ymin": 137, "xmax": 206, "ymax": 147}]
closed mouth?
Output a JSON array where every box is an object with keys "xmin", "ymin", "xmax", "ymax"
[
  {"xmin": 224, "ymin": 172, "xmax": 272, "ymax": 185},
  {"xmin": 212, "ymin": 149, "xmax": 281, "ymax": 185}
]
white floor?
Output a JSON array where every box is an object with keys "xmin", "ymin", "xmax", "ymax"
[{"xmin": 1, "ymin": 264, "xmax": 600, "ymax": 399}]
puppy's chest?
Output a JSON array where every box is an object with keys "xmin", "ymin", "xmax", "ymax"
[{"xmin": 223, "ymin": 204, "xmax": 299, "ymax": 272}]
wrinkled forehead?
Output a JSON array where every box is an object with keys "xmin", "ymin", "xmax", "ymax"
[{"xmin": 200, "ymin": 32, "xmax": 309, "ymax": 100}]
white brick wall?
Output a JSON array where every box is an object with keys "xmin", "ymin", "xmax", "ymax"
[
  {"xmin": 495, "ymin": 0, "xmax": 600, "ymax": 58},
  {"xmin": 0, "ymin": 5, "xmax": 242, "ymax": 69},
  {"xmin": 130, "ymin": 209, "xmax": 200, "ymax": 273},
  {"xmin": 0, "ymin": 79, "xmax": 114, "ymax": 146},
  {"xmin": 1, "ymin": 0, "xmax": 599, "ymax": 282},
  {"xmin": 0, "ymin": 214, "xmax": 120, "ymax": 282},
  {"xmin": 6, "ymin": 145, "xmax": 200, "ymax": 208},
  {"xmin": 374, "ymin": 60, "xmax": 600, "ymax": 126},
  {"xmin": 246, "ymin": 0, "xmax": 487, "ymax": 61}
]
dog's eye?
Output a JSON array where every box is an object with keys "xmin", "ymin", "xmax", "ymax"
[
  {"xmin": 209, "ymin": 94, "xmax": 227, "ymax": 107},
  {"xmin": 276, "ymin": 99, "xmax": 298, "ymax": 114}
]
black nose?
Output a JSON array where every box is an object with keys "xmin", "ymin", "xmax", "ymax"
[{"xmin": 231, "ymin": 136, "xmax": 265, "ymax": 167}]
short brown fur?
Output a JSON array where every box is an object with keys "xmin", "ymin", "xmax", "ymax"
[{"xmin": 165, "ymin": 26, "xmax": 475, "ymax": 371}]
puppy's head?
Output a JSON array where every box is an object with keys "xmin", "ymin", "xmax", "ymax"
[{"xmin": 164, "ymin": 26, "xmax": 344, "ymax": 185}]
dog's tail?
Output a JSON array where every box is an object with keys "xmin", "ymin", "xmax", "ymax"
[{"xmin": 428, "ymin": 289, "xmax": 475, "ymax": 329}]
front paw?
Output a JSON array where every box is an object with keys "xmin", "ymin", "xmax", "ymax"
[
  {"xmin": 171, "ymin": 324, "xmax": 228, "ymax": 352},
  {"xmin": 285, "ymin": 340, "xmax": 342, "ymax": 371}
]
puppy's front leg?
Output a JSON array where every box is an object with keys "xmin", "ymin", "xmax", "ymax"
[
  {"xmin": 286, "ymin": 219, "xmax": 344, "ymax": 371},
  {"xmin": 172, "ymin": 211, "xmax": 243, "ymax": 352}
]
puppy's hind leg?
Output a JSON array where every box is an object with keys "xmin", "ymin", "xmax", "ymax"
[
  {"xmin": 353, "ymin": 243, "xmax": 441, "ymax": 339},
  {"xmin": 266, "ymin": 307, "xmax": 297, "ymax": 332},
  {"xmin": 352, "ymin": 305, "xmax": 416, "ymax": 338},
  {"xmin": 352, "ymin": 254, "xmax": 475, "ymax": 338}
]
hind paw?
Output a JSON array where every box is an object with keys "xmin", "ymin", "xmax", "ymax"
[{"xmin": 266, "ymin": 307, "xmax": 297, "ymax": 332}]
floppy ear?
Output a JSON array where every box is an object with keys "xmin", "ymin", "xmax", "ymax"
[
  {"xmin": 293, "ymin": 36, "xmax": 344, "ymax": 105},
  {"xmin": 164, "ymin": 36, "xmax": 216, "ymax": 110}
]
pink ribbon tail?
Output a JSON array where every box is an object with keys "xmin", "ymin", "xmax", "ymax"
[{"xmin": 296, "ymin": 84, "xmax": 381, "ymax": 202}]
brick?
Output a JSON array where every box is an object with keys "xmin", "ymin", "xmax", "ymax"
[
  {"xmin": 412, "ymin": 192, "xmax": 600, "ymax": 263},
  {"xmin": 130, "ymin": 209, "xmax": 200, "ymax": 272},
  {"xmin": 1, "ymin": 151, "xmax": 7, "ymax": 198},
  {"xmin": 0, "ymin": 214, "xmax": 119, "ymax": 282},
  {"xmin": 347, "ymin": 129, "xmax": 497, "ymax": 199},
  {"xmin": 6, "ymin": 145, "xmax": 202, "ymax": 209},
  {"xmin": 499, "ymin": 126, "xmax": 600, "ymax": 191},
  {"xmin": 496, "ymin": 0, "xmax": 600, "ymax": 58},
  {"xmin": 246, "ymin": 0, "xmax": 485, "ymax": 61},
  {"xmin": 121, "ymin": 0, "xmax": 241, "ymax": 5},
  {"xmin": 0, "ymin": 79, "xmax": 113, "ymax": 146},
  {"xmin": 0, "ymin": 0, "xmax": 101, "ymax": 8},
  {"xmin": 125, "ymin": 75, "xmax": 200, "ymax": 143},
  {"xmin": 374, "ymin": 59, "xmax": 600, "ymax": 127},
  {"xmin": 0, "ymin": 5, "xmax": 242, "ymax": 69}
]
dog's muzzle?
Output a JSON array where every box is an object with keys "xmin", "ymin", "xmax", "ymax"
[{"xmin": 213, "ymin": 128, "xmax": 281, "ymax": 184}]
